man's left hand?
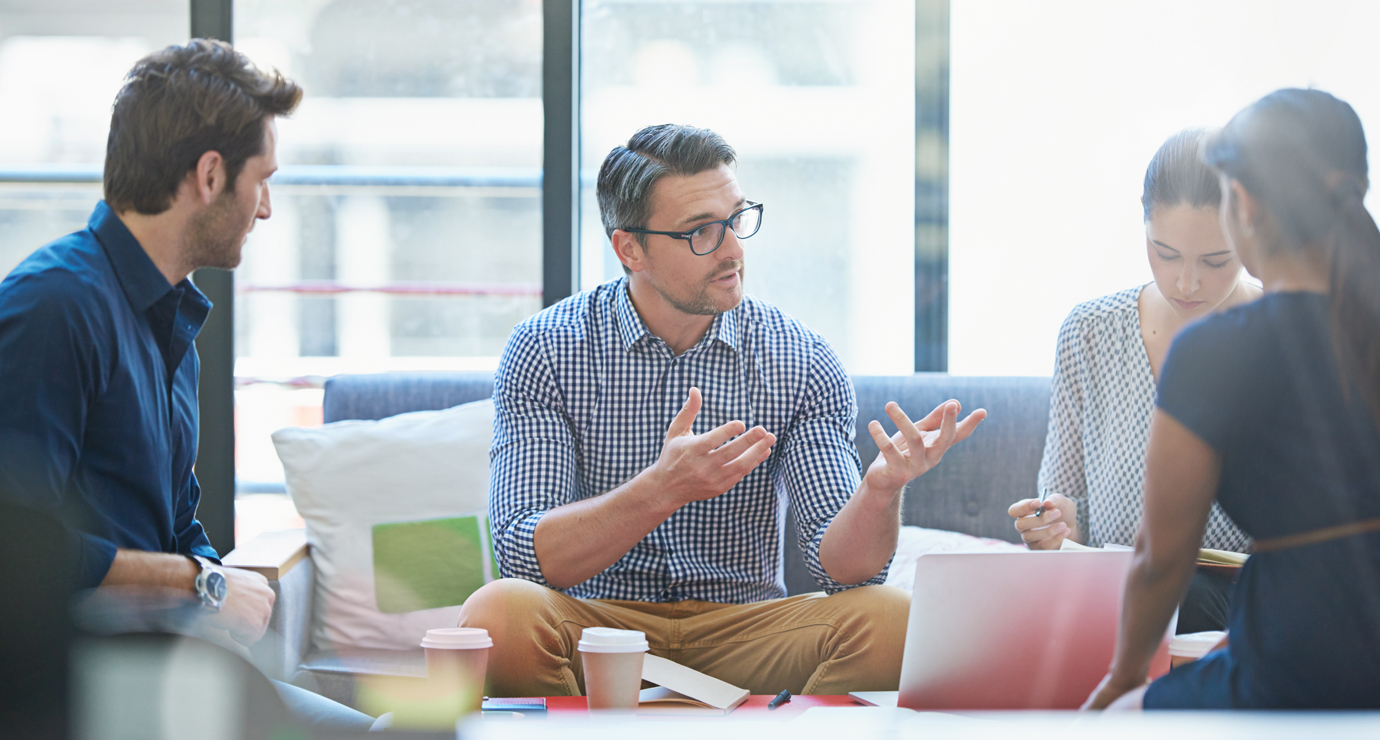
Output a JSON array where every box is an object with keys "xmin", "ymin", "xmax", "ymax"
[{"xmin": 862, "ymin": 400, "xmax": 987, "ymax": 495}]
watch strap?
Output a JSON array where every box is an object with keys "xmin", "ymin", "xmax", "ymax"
[{"xmin": 187, "ymin": 554, "xmax": 226, "ymax": 611}]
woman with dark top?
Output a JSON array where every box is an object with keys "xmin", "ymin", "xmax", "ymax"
[
  {"xmin": 1087, "ymin": 88, "xmax": 1380, "ymax": 710},
  {"xmin": 1010, "ymin": 129, "xmax": 1258, "ymax": 633}
]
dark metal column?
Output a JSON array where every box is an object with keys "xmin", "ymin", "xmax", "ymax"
[
  {"xmin": 190, "ymin": 0, "xmax": 237, "ymax": 554},
  {"xmin": 914, "ymin": 0, "xmax": 950, "ymax": 372},
  {"xmin": 542, "ymin": 0, "xmax": 580, "ymax": 308}
]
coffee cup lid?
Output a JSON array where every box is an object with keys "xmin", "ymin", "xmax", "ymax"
[
  {"xmin": 420, "ymin": 627, "xmax": 493, "ymax": 650},
  {"xmin": 578, "ymin": 627, "xmax": 649, "ymax": 654},
  {"xmin": 1168, "ymin": 630, "xmax": 1225, "ymax": 658}
]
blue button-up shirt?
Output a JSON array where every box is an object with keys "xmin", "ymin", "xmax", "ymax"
[
  {"xmin": 489, "ymin": 278, "xmax": 889, "ymax": 603},
  {"xmin": 0, "ymin": 201, "xmax": 217, "ymax": 588}
]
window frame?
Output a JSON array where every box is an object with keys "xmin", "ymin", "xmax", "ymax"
[{"xmin": 2, "ymin": 0, "xmax": 947, "ymax": 549}]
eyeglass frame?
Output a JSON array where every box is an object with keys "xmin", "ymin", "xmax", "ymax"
[{"xmin": 620, "ymin": 201, "xmax": 764, "ymax": 256}]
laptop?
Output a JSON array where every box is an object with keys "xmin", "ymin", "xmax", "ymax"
[{"xmin": 859, "ymin": 550, "xmax": 1168, "ymax": 710}]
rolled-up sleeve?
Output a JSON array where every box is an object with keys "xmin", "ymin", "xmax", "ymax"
[
  {"xmin": 775, "ymin": 339, "xmax": 889, "ymax": 594},
  {"xmin": 487, "ymin": 325, "xmax": 580, "ymax": 587},
  {"xmin": 176, "ymin": 473, "xmax": 220, "ymax": 563}
]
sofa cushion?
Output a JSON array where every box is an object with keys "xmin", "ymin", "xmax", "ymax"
[
  {"xmin": 272, "ymin": 399, "xmax": 496, "ymax": 653},
  {"xmin": 321, "ymin": 372, "xmax": 1053, "ymax": 596}
]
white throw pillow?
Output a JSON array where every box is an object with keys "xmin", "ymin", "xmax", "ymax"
[
  {"xmin": 272, "ymin": 399, "xmax": 495, "ymax": 653},
  {"xmin": 883, "ymin": 526, "xmax": 1026, "ymax": 592}
]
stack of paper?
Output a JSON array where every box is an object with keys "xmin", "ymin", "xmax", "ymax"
[
  {"xmin": 1196, "ymin": 548, "xmax": 1248, "ymax": 567},
  {"xmin": 1059, "ymin": 539, "xmax": 1249, "ymax": 569}
]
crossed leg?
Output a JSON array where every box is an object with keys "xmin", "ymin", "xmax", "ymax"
[{"xmin": 456, "ymin": 578, "xmax": 909, "ymax": 697}]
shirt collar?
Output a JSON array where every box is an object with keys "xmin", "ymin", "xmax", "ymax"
[
  {"xmin": 708, "ymin": 306, "xmax": 740, "ymax": 352},
  {"xmin": 614, "ymin": 278, "xmax": 651, "ymax": 351},
  {"xmin": 613, "ymin": 277, "xmax": 740, "ymax": 354},
  {"xmin": 89, "ymin": 200, "xmax": 191, "ymax": 315}
]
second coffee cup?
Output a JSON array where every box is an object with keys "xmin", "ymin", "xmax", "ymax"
[{"xmin": 579, "ymin": 627, "xmax": 649, "ymax": 711}]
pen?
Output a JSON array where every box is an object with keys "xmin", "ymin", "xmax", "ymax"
[
  {"xmin": 1034, "ymin": 488, "xmax": 1049, "ymax": 517},
  {"xmin": 767, "ymin": 689, "xmax": 791, "ymax": 710}
]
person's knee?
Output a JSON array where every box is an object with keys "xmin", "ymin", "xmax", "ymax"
[
  {"xmin": 802, "ymin": 585, "xmax": 910, "ymax": 693},
  {"xmin": 457, "ymin": 578, "xmax": 557, "ymax": 636},
  {"xmin": 456, "ymin": 579, "xmax": 577, "ymax": 696},
  {"xmin": 833, "ymin": 585, "xmax": 910, "ymax": 643}
]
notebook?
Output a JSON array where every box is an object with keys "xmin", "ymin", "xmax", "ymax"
[{"xmin": 636, "ymin": 654, "xmax": 750, "ymax": 716}]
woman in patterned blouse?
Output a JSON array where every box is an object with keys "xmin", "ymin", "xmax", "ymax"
[{"xmin": 1007, "ymin": 129, "xmax": 1261, "ymax": 633}]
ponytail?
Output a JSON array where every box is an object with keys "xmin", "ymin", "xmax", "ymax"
[{"xmin": 1328, "ymin": 182, "xmax": 1380, "ymax": 430}]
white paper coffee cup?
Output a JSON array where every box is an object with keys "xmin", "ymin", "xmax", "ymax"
[
  {"xmin": 420, "ymin": 628, "xmax": 492, "ymax": 718},
  {"xmin": 579, "ymin": 628, "xmax": 647, "ymax": 711}
]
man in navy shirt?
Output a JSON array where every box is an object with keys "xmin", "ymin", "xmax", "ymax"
[
  {"xmin": 0, "ymin": 43, "xmax": 373, "ymax": 729},
  {"xmin": 0, "ymin": 39, "xmax": 295, "ymax": 645},
  {"xmin": 0, "ymin": 34, "xmax": 378, "ymax": 728}
]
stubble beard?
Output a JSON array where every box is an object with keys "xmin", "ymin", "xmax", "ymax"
[
  {"xmin": 653, "ymin": 261, "xmax": 745, "ymax": 316},
  {"xmin": 186, "ymin": 189, "xmax": 248, "ymax": 272}
]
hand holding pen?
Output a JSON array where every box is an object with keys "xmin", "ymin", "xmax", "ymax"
[{"xmin": 1007, "ymin": 492, "xmax": 1078, "ymax": 550}]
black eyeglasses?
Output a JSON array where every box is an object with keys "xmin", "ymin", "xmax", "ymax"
[{"xmin": 622, "ymin": 202, "xmax": 764, "ymax": 256}]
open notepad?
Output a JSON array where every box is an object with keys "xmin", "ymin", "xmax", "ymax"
[
  {"xmin": 1060, "ymin": 539, "xmax": 1249, "ymax": 569},
  {"xmin": 635, "ymin": 655, "xmax": 751, "ymax": 716}
]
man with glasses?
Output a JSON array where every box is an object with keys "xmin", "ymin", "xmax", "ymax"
[{"xmin": 461, "ymin": 124, "xmax": 985, "ymax": 697}]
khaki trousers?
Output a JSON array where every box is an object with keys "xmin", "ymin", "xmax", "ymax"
[{"xmin": 456, "ymin": 578, "xmax": 910, "ymax": 697}]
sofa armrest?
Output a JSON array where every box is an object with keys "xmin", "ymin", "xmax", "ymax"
[
  {"xmin": 223, "ymin": 529, "xmax": 309, "ymax": 579},
  {"xmin": 224, "ymin": 529, "xmax": 314, "ymax": 683}
]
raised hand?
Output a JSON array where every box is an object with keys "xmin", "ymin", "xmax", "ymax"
[
  {"xmin": 1009, "ymin": 493, "xmax": 1079, "ymax": 549},
  {"xmin": 862, "ymin": 400, "xmax": 987, "ymax": 495},
  {"xmin": 653, "ymin": 387, "xmax": 776, "ymax": 507}
]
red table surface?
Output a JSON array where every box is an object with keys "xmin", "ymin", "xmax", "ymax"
[{"xmin": 539, "ymin": 694, "xmax": 858, "ymax": 718}]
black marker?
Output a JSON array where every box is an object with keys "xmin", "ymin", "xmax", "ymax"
[{"xmin": 767, "ymin": 690, "xmax": 791, "ymax": 710}]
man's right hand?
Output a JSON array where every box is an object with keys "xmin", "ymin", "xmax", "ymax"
[
  {"xmin": 208, "ymin": 567, "xmax": 276, "ymax": 645},
  {"xmin": 651, "ymin": 387, "xmax": 776, "ymax": 508}
]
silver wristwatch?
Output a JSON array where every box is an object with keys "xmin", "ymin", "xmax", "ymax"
[{"xmin": 188, "ymin": 555, "xmax": 227, "ymax": 611}]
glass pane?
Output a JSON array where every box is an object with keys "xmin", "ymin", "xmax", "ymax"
[
  {"xmin": 0, "ymin": 0, "xmax": 190, "ymax": 275},
  {"xmin": 580, "ymin": 0, "xmax": 915, "ymax": 375},
  {"xmin": 233, "ymin": 0, "xmax": 544, "ymax": 493},
  {"xmin": 948, "ymin": 1, "xmax": 1380, "ymax": 375}
]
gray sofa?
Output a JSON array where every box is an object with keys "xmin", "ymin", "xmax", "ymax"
[{"xmin": 252, "ymin": 371, "xmax": 1051, "ymax": 707}]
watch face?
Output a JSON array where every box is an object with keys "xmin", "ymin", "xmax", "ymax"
[{"xmin": 207, "ymin": 571, "xmax": 228, "ymax": 605}]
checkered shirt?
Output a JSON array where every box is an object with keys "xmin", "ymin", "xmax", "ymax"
[{"xmin": 488, "ymin": 278, "xmax": 888, "ymax": 603}]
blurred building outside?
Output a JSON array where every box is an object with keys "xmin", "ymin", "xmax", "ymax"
[{"xmin": 0, "ymin": 0, "xmax": 921, "ymax": 540}]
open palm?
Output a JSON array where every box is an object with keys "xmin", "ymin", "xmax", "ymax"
[{"xmin": 863, "ymin": 400, "xmax": 987, "ymax": 493}]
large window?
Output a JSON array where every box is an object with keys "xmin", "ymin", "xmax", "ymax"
[
  {"xmin": 0, "ymin": 0, "xmax": 930, "ymax": 545},
  {"xmin": 0, "ymin": 1, "xmax": 189, "ymax": 276},
  {"xmin": 231, "ymin": 0, "xmax": 545, "ymax": 512},
  {"xmin": 947, "ymin": 0, "xmax": 1380, "ymax": 376},
  {"xmin": 580, "ymin": 0, "xmax": 917, "ymax": 375}
]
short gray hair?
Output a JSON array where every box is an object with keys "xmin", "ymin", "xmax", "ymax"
[{"xmin": 596, "ymin": 124, "xmax": 737, "ymax": 245}]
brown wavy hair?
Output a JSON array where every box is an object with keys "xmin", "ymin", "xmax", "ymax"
[{"xmin": 103, "ymin": 39, "xmax": 303, "ymax": 215}]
